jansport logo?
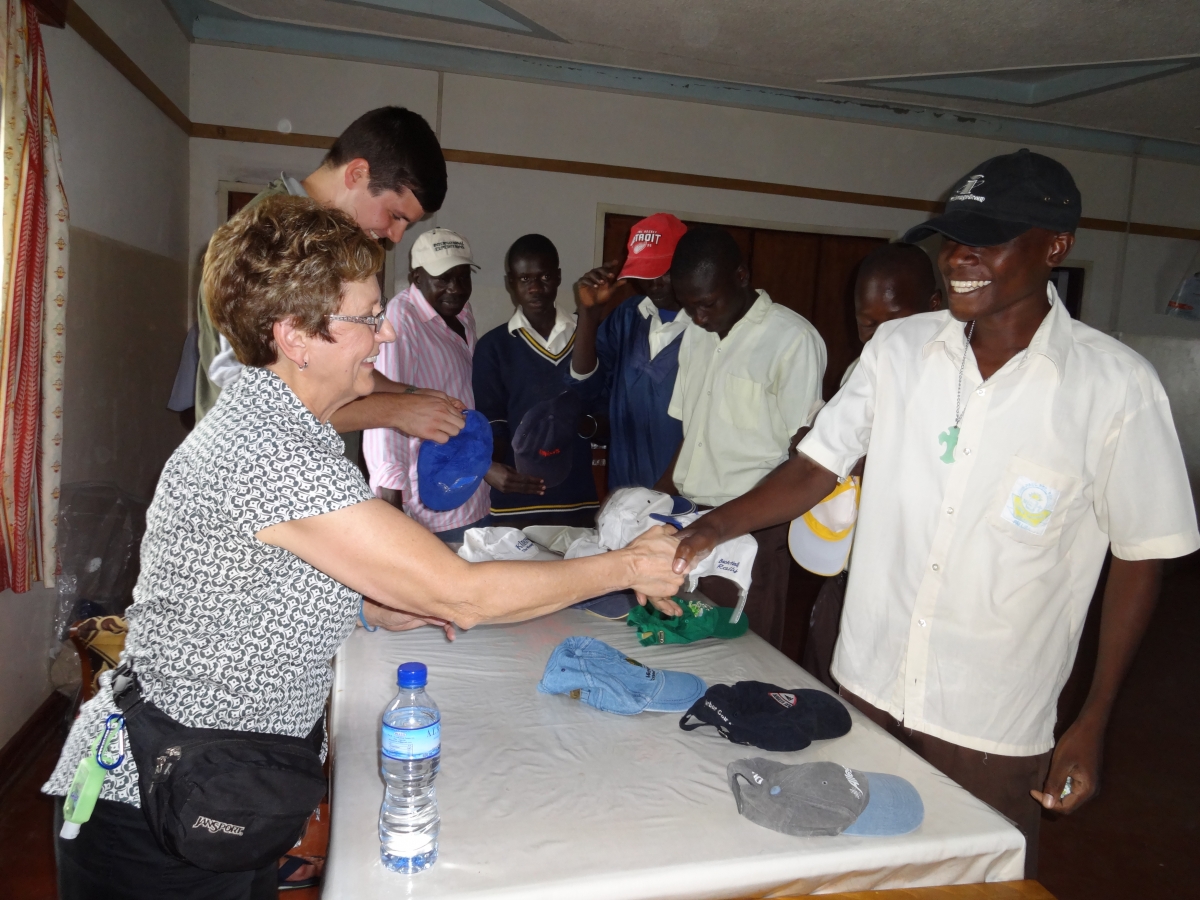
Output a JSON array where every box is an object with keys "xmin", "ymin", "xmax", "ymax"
[
  {"xmin": 630, "ymin": 230, "xmax": 662, "ymax": 254},
  {"xmin": 193, "ymin": 815, "xmax": 245, "ymax": 836},
  {"xmin": 950, "ymin": 174, "xmax": 986, "ymax": 203}
]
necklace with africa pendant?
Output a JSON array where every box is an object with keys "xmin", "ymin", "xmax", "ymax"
[{"xmin": 938, "ymin": 320, "xmax": 985, "ymax": 464}]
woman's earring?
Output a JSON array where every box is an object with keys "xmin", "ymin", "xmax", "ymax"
[{"xmin": 300, "ymin": 359, "xmax": 309, "ymax": 370}]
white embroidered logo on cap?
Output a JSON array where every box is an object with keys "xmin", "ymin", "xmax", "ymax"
[
  {"xmin": 843, "ymin": 767, "xmax": 864, "ymax": 799},
  {"xmin": 769, "ymin": 692, "xmax": 797, "ymax": 708},
  {"xmin": 951, "ymin": 174, "xmax": 986, "ymax": 203},
  {"xmin": 630, "ymin": 231, "xmax": 662, "ymax": 254}
]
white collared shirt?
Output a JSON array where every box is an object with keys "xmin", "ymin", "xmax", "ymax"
[
  {"xmin": 800, "ymin": 284, "xmax": 1200, "ymax": 755},
  {"xmin": 669, "ymin": 290, "xmax": 826, "ymax": 507},
  {"xmin": 638, "ymin": 296, "xmax": 692, "ymax": 360},
  {"xmin": 506, "ymin": 306, "xmax": 577, "ymax": 359}
]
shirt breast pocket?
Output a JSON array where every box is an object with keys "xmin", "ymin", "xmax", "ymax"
[
  {"xmin": 719, "ymin": 374, "xmax": 764, "ymax": 430},
  {"xmin": 988, "ymin": 456, "xmax": 1081, "ymax": 547}
]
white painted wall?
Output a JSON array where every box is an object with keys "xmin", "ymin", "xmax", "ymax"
[
  {"xmin": 74, "ymin": 0, "xmax": 190, "ymax": 116},
  {"xmin": 0, "ymin": 587, "xmax": 58, "ymax": 748}
]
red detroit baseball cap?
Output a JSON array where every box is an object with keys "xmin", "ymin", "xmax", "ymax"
[{"xmin": 618, "ymin": 213, "xmax": 688, "ymax": 280}]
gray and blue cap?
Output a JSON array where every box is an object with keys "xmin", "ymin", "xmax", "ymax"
[{"xmin": 728, "ymin": 758, "xmax": 924, "ymax": 837}]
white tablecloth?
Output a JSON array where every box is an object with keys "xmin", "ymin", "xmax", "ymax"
[{"xmin": 325, "ymin": 610, "xmax": 1024, "ymax": 898}]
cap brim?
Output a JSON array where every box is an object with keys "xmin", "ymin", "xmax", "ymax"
[
  {"xmin": 419, "ymin": 258, "xmax": 480, "ymax": 277},
  {"xmin": 788, "ymin": 518, "xmax": 855, "ymax": 577},
  {"xmin": 618, "ymin": 255, "xmax": 672, "ymax": 281},
  {"xmin": 903, "ymin": 210, "xmax": 1032, "ymax": 247},
  {"xmin": 643, "ymin": 670, "xmax": 707, "ymax": 712},
  {"xmin": 842, "ymin": 772, "xmax": 925, "ymax": 836},
  {"xmin": 573, "ymin": 590, "xmax": 636, "ymax": 619}
]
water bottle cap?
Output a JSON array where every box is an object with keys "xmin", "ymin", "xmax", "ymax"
[{"xmin": 397, "ymin": 662, "xmax": 427, "ymax": 688}]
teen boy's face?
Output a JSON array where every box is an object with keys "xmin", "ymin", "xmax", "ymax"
[
  {"xmin": 347, "ymin": 184, "xmax": 426, "ymax": 245},
  {"xmin": 938, "ymin": 228, "xmax": 1073, "ymax": 323},
  {"xmin": 506, "ymin": 253, "xmax": 561, "ymax": 317},
  {"xmin": 629, "ymin": 272, "xmax": 678, "ymax": 311},
  {"xmin": 854, "ymin": 274, "xmax": 938, "ymax": 344},
  {"xmin": 675, "ymin": 265, "xmax": 750, "ymax": 339},
  {"xmin": 413, "ymin": 264, "xmax": 473, "ymax": 321}
]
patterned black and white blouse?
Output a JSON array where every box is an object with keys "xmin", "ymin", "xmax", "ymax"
[{"xmin": 45, "ymin": 366, "xmax": 373, "ymax": 806}]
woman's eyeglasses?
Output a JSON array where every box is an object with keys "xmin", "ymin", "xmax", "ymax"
[{"xmin": 327, "ymin": 312, "xmax": 388, "ymax": 333}]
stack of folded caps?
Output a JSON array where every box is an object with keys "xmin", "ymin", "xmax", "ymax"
[
  {"xmin": 537, "ymin": 637, "xmax": 706, "ymax": 715},
  {"xmin": 728, "ymin": 758, "xmax": 924, "ymax": 837},
  {"xmin": 680, "ymin": 681, "xmax": 852, "ymax": 751}
]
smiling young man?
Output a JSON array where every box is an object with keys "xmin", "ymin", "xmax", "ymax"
[
  {"xmin": 473, "ymin": 234, "xmax": 600, "ymax": 527},
  {"xmin": 671, "ymin": 150, "xmax": 1199, "ymax": 876},
  {"xmin": 656, "ymin": 225, "xmax": 827, "ymax": 650},
  {"xmin": 193, "ymin": 107, "xmax": 465, "ymax": 445}
]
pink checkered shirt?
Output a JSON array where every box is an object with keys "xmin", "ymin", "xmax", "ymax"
[{"xmin": 363, "ymin": 285, "xmax": 490, "ymax": 533}]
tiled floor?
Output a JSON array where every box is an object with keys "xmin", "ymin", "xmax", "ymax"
[{"xmin": 3, "ymin": 552, "xmax": 1195, "ymax": 898}]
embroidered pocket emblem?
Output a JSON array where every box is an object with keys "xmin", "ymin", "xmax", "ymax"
[{"xmin": 1001, "ymin": 477, "xmax": 1060, "ymax": 535}]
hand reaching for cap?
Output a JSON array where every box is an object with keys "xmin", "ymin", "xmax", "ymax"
[
  {"xmin": 485, "ymin": 462, "xmax": 545, "ymax": 495},
  {"xmin": 623, "ymin": 524, "xmax": 687, "ymax": 616},
  {"xmin": 671, "ymin": 519, "xmax": 721, "ymax": 576}
]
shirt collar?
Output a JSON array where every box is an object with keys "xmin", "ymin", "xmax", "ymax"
[
  {"xmin": 506, "ymin": 306, "xmax": 576, "ymax": 354},
  {"xmin": 281, "ymin": 172, "xmax": 309, "ymax": 198},
  {"xmin": 637, "ymin": 295, "xmax": 691, "ymax": 326},
  {"xmin": 235, "ymin": 365, "xmax": 342, "ymax": 453},
  {"xmin": 403, "ymin": 284, "xmax": 440, "ymax": 323},
  {"xmin": 922, "ymin": 281, "xmax": 1070, "ymax": 382},
  {"xmin": 721, "ymin": 290, "xmax": 771, "ymax": 341}
]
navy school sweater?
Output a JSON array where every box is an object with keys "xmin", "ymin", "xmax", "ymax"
[{"xmin": 473, "ymin": 322, "xmax": 600, "ymax": 521}]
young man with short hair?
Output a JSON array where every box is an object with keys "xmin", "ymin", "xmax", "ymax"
[
  {"xmin": 672, "ymin": 150, "xmax": 1200, "ymax": 876},
  {"xmin": 193, "ymin": 107, "xmax": 464, "ymax": 443},
  {"xmin": 363, "ymin": 228, "xmax": 493, "ymax": 543},
  {"xmin": 657, "ymin": 225, "xmax": 827, "ymax": 650},
  {"xmin": 571, "ymin": 213, "xmax": 690, "ymax": 490},
  {"xmin": 473, "ymin": 234, "xmax": 600, "ymax": 527}
]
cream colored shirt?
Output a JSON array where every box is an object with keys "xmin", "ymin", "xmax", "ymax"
[
  {"xmin": 669, "ymin": 290, "xmax": 826, "ymax": 506},
  {"xmin": 800, "ymin": 284, "xmax": 1200, "ymax": 756},
  {"xmin": 507, "ymin": 307, "xmax": 576, "ymax": 357},
  {"xmin": 638, "ymin": 296, "xmax": 693, "ymax": 360}
]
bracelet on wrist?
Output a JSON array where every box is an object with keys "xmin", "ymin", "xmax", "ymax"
[{"xmin": 359, "ymin": 597, "xmax": 379, "ymax": 632}]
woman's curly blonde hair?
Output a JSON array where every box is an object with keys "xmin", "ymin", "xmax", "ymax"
[{"xmin": 203, "ymin": 194, "xmax": 385, "ymax": 367}]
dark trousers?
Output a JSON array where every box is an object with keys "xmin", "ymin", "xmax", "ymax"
[
  {"xmin": 840, "ymin": 688, "xmax": 1051, "ymax": 879},
  {"xmin": 699, "ymin": 521, "xmax": 791, "ymax": 651},
  {"xmin": 56, "ymin": 798, "xmax": 278, "ymax": 900},
  {"xmin": 801, "ymin": 571, "xmax": 847, "ymax": 691}
]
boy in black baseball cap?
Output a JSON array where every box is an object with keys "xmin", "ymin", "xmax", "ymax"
[{"xmin": 669, "ymin": 148, "xmax": 1198, "ymax": 877}]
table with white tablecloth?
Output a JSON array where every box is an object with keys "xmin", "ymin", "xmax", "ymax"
[{"xmin": 324, "ymin": 609, "xmax": 1024, "ymax": 899}]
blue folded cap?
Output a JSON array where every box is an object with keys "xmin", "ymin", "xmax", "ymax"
[
  {"xmin": 538, "ymin": 637, "xmax": 706, "ymax": 715},
  {"xmin": 417, "ymin": 409, "xmax": 493, "ymax": 511},
  {"xmin": 512, "ymin": 390, "xmax": 583, "ymax": 488}
]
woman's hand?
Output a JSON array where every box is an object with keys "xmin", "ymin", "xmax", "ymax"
[
  {"xmin": 362, "ymin": 598, "xmax": 456, "ymax": 641},
  {"xmin": 620, "ymin": 525, "xmax": 687, "ymax": 608}
]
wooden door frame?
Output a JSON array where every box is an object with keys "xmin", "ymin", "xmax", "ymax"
[{"xmin": 593, "ymin": 203, "xmax": 897, "ymax": 266}]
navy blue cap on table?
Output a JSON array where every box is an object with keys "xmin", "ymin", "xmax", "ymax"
[
  {"xmin": 538, "ymin": 637, "xmax": 706, "ymax": 715},
  {"xmin": 417, "ymin": 409, "xmax": 493, "ymax": 511},
  {"xmin": 903, "ymin": 148, "xmax": 1081, "ymax": 247},
  {"xmin": 511, "ymin": 390, "xmax": 584, "ymax": 489},
  {"xmin": 728, "ymin": 758, "xmax": 924, "ymax": 837},
  {"xmin": 680, "ymin": 681, "xmax": 852, "ymax": 752}
]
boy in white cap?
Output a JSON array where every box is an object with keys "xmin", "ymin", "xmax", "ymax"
[{"xmin": 365, "ymin": 228, "xmax": 519, "ymax": 542}]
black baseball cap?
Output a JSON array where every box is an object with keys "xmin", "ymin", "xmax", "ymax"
[
  {"xmin": 512, "ymin": 390, "xmax": 583, "ymax": 489},
  {"xmin": 679, "ymin": 681, "xmax": 852, "ymax": 752},
  {"xmin": 903, "ymin": 148, "xmax": 1081, "ymax": 247}
]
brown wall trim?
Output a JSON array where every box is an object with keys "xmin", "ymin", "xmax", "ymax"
[
  {"xmin": 67, "ymin": 2, "xmax": 190, "ymax": 133},
  {"xmin": 69, "ymin": 13, "xmax": 1200, "ymax": 243},
  {"xmin": 0, "ymin": 690, "xmax": 70, "ymax": 800}
]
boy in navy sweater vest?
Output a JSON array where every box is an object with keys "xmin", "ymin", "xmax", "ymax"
[{"xmin": 474, "ymin": 234, "xmax": 601, "ymax": 527}]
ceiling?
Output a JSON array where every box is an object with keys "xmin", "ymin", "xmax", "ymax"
[{"xmin": 168, "ymin": 0, "xmax": 1200, "ymax": 157}]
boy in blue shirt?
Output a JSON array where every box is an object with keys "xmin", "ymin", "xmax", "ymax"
[{"xmin": 570, "ymin": 214, "xmax": 690, "ymax": 490}]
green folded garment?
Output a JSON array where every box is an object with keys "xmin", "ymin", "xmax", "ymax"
[{"xmin": 627, "ymin": 593, "xmax": 749, "ymax": 645}]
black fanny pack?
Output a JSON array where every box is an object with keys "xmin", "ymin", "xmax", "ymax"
[{"xmin": 111, "ymin": 663, "xmax": 327, "ymax": 873}]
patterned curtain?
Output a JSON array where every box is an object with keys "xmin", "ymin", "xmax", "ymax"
[{"xmin": 0, "ymin": 0, "xmax": 68, "ymax": 592}]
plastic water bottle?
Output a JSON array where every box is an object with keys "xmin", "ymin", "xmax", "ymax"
[{"xmin": 379, "ymin": 662, "xmax": 441, "ymax": 873}]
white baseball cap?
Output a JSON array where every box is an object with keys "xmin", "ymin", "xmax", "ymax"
[
  {"xmin": 788, "ymin": 477, "xmax": 860, "ymax": 577},
  {"xmin": 410, "ymin": 227, "xmax": 478, "ymax": 277}
]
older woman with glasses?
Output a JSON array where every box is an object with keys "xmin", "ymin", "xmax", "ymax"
[{"xmin": 45, "ymin": 196, "xmax": 684, "ymax": 900}]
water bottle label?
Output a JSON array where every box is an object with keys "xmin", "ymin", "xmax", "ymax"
[{"xmin": 382, "ymin": 721, "xmax": 440, "ymax": 760}]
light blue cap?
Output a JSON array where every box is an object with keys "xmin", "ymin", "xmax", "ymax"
[
  {"xmin": 842, "ymin": 771, "xmax": 925, "ymax": 836},
  {"xmin": 537, "ymin": 636, "xmax": 706, "ymax": 715}
]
